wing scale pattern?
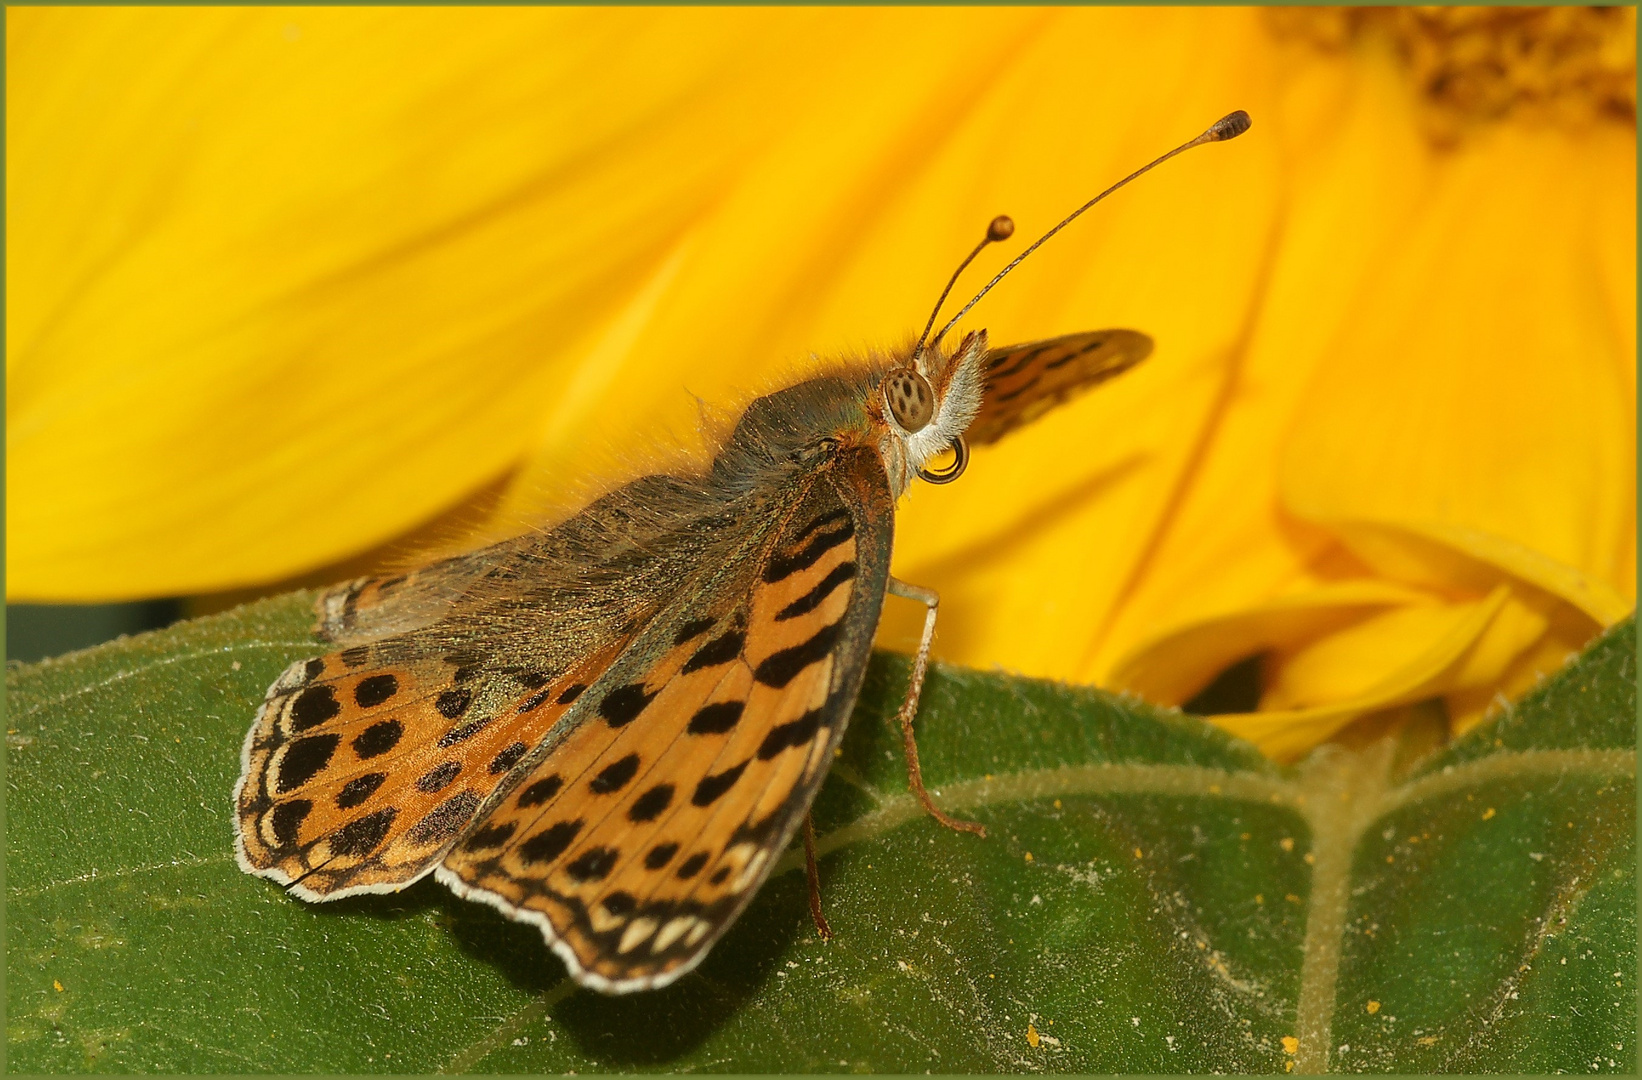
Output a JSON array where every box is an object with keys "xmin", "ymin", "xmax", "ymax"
[
  {"xmin": 968, "ymin": 329, "xmax": 1152, "ymax": 445},
  {"xmin": 235, "ymin": 637, "xmax": 627, "ymax": 899},
  {"xmin": 438, "ymin": 449, "xmax": 892, "ymax": 991}
]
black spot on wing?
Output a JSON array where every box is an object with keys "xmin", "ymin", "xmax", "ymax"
[
  {"xmin": 410, "ymin": 791, "xmax": 481, "ymax": 844},
  {"xmin": 519, "ymin": 820, "xmax": 581, "ymax": 865},
  {"xmin": 687, "ymin": 700, "xmax": 743, "ymax": 735},
  {"xmin": 566, "ymin": 846, "xmax": 619, "ymax": 882},
  {"xmin": 589, "ymin": 753, "xmax": 640, "ymax": 794},
  {"xmin": 676, "ymin": 852, "xmax": 709, "ymax": 879},
  {"xmin": 775, "ymin": 561, "xmax": 856, "ymax": 621},
  {"xmin": 754, "ymin": 622, "xmax": 841, "ymax": 688},
  {"xmin": 757, "ymin": 707, "xmax": 826, "ymax": 760},
  {"xmin": 557, "ymin": 683, "xmax": 586, "ymax": 704},
  {"xmin": 629, "ymin": 784, "xmax": 674, "ymax": 822},
  {"xmin": 329, "ymin": 807, "xmax": 397, "ymax": 857},
  {"xmin": 336, "ymin": 772, "xmax": 386, "ymax": 809},
  {"xmin": 270, "ymin": 799, "xmax": 311, "ymax": 848},
  {"xmin": 517, "ymin": 775, "xmax": 563, "ymax": 808},
  {"xmin": 599, "ymin": 683, "xmax": 658, "ymax": 728},
  {"xmin": 600, "ymin": 891, "xmax": 636, "ymax": 917},
  {"xmin": 692, "ymin": 760, "xmax": 749, "ymax": 807},
  {"xmin": 353, "ymin": 674, "xmax": 398, "ymax": 708},
  {"xmin": 682, "ymin": 630, "xmax": 745, "ymax": 674},
  {"xmin": 645, "ymin": 842, "xmax": 679, "ymax": 869},
  {"xmin": 289, "ymin": 685, "xmax": 340, "ymax": 732},
  {"xmin": 417, "ymin": 760, "xmax": 462, "ymax": 793},
  {"xmin": 437, "ymin": 688, "xmax": 473, "ymax": 719},
  {"xmin": 438, "ymin": 717, "xmax": 491, "ymax": 746},
  {"xmin": 463, "ymin": 821, "xmax": 517, "ymax": 851},
  {"xmin": 763, "ymin": 519, "xmax": 854, "ymax": 583},
  {"xmin": 278, "ymin": 734, "xmax": 339, "ymax": 792},
  {"xmin": 673, "ymin": 618, "xmax": 716, "ymax": 646},
  {"xmin": 352, "ymin": 720, "xmax": 402, "ymax": 759},
  {"xmin": 490, "ymin": 741, "xmax": 528, "ymax": 774}
]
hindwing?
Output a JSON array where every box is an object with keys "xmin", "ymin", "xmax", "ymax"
[{"xmin": 234, "ymin": 632, "xmax": 631, "ymax": 899}]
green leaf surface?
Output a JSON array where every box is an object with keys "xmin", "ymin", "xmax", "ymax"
[{"xmin": 6, "ymin": 596, "xmax": 1635, "ymax": 1072}]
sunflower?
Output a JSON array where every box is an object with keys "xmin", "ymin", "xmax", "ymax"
[{"xmin": 8, "ymin": 7, "xmax": 1633, "ymax": 761}]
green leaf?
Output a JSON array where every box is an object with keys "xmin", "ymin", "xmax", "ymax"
[{"xmin": 6, "ymin": 596, "xmax": 1634, "ymax": 1072}]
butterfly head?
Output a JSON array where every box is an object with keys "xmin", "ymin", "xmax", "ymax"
[{"xmin": 875, "ymin": 329, "xmax": 987, "ymax": 493}]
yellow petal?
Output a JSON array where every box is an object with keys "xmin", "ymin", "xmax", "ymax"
[
  {"xmin": 1261, "ymin": 588, "xmax": 1510, "ymax": 712},
  {"xmin": 495, "ymin": 8, "xmax": 1282, "ymax": 542},
  {"xmin": 9, "ymin": 10, "xmax": 1631, "ymax": 768},
  {"xmin": 873, "ymin": 10, "xmax": 1282, "ymax": 669},
  {"xmin": 913, "ymin": 30, "xmax": 1421, "ymax": 685},
  {"xmin": 1015, "ymin": 30, "xmax": 1630, "ymax": 758},
  {"xmin": 1278, "ymin": 117, "xmax": 1635, "ymax": 624},
  {"xmin": 1109, "ymin": 580, "xmax": 1436, "ymax": 708},
  {"xmin": 1215, "ymin": 586, "xmax": 1514, "ymax": 762},
  {"xmin": 13, "ymin": 7, "xmax": 1006, "ymax": 596}
]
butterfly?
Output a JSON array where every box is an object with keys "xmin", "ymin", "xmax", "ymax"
[{"xmin": 233, "ymin": 111, "xmax": 1249, "ymax": 993}]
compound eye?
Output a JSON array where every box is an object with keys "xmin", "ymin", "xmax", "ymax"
[{"xmin": 883, "ymin": 368, "xmax": 935, "ymax": 432}]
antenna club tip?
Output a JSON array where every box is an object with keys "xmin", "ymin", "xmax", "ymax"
[
  {"xmin": 987, "ymin": 215, "xmax": 1015, "ymax": 242},
  {"xmin": 1209, "ymin": 110, "xmax": 1252, "ymax": 141}
]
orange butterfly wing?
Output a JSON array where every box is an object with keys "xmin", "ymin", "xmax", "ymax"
[
  {"xmin": 234, "ymin": 632, "xmax": 628, "ymax": 899},
  {"xmin": 235, "ymin": 472, "xmax": 733, "ymax": 900},
  {"xmin": 437, "ymin": 447, "xmax": 893, "ymax": 992},
  {"xmin": 967, "ymin": 329, "xmax": 1152, "ymax": 445},
  {"xmin": 235, "ymin": 446, "xmax": 893, "ymax": 992}
]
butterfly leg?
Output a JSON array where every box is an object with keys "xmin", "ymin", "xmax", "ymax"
[
  {"xmin": 886, "ymin": 577, "xmax": 987, "ymax": 838},
  {"xmin": 802, "ymin": 813, "xmax": 833, "ymax": 940}
]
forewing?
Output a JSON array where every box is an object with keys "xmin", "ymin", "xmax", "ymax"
[
  {"xmin": 437, "ymin": 447, "xmax": 894, "ymax": 993},
  {"xmin": 967, "ymin": 329, "xmax": 1152, "ymax": 445}
]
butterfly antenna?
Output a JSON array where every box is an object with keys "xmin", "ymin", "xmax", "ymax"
[
  {"xmin": 911, "ymin": 214, "xmax": 1016, "ymax": 366},
  {"xmin": 931, "ymin": 109, "xmax": 1251, "ymax": 350}
]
